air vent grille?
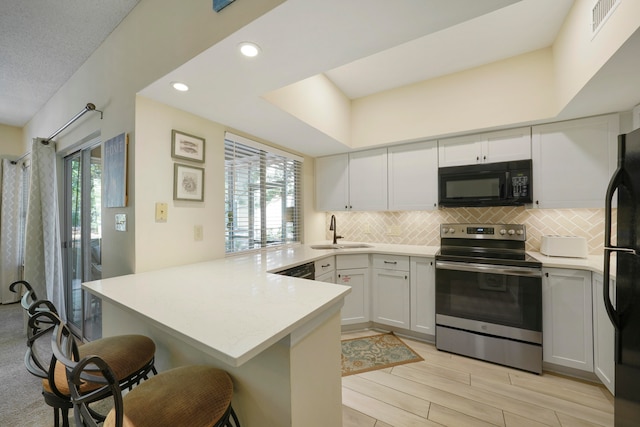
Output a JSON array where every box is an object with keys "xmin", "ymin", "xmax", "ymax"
[{"xmin": 592, "ymin": 0, "xmax": 620, "ymax": 34}]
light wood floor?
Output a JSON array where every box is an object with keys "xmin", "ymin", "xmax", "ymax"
[{"xmin": 341, "ymin": 330, "xmax": 614, "ymax": 427}]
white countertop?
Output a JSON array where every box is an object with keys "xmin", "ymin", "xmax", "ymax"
[
  {"xmin": 83, "ymin": 242, "xmax": 609, "ymax": 368},
  {"xmin": 528, "ymin": 251, "xmax": 610, "ymax": 277}
]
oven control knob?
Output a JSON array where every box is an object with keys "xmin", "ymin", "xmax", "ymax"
[
  {"xmin": 499, "ymin": 229, "xmax": 506, "ymax": 235},
  {"xmin": 448, "ymin": 228, "xmax": 455, "ymax": 234},
  {"xmin": 508, "ymin": 229, "xmax": 516, "ymax": 235},
  {"xmin": 516, "ymin": 230, "xmax": 524, "ymax": 235}
]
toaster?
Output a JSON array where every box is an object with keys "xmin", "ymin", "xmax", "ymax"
[{"xmin": 540, "ymin": 235, "xmax": 588, "ymax": 258}]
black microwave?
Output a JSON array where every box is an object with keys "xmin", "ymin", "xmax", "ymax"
[{"xmin": 438, "ymin": 159, "xmax": 532, "ymax": 207}]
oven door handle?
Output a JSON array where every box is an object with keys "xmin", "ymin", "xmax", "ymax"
[{"xmin": 435, "ymin": 260, "xmax": 542, "ymax": 277}]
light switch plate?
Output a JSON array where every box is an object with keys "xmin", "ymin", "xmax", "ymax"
[
  {"xmin": 194, "ymin": 225, "xmax": 203, "ymax": 241},
  {"xmin": 155, "ymin": 202, "xmax": 168, "ymax": 222},
  {"xmin": 115, "ymin": 214, "xmax": 127, "ymax": 232}
]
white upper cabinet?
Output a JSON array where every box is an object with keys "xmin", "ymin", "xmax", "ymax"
[
  {"xmin": 349, "ymin": 148, "xmax": 388, "ymax": 211},
  {"xmin": 315, "ymin": 154, "xmax": 349, "ymax": 211},
  {"xmin": 388, "ymin": 141, "xmax": 438, "ymax": 211},
  {"xmin": 532, "ymin": 114, "xmax": 619, "ymax": 209},
  {"xmin": 316, "ymin": 148, "xmax": 388, "ymax": 211},
  {"xmin": 438, "ymin": 127, "xmax": 531, "ymax": 167}
]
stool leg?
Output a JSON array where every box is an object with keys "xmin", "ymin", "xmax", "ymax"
[
  {"xmin": 229, "ymin": 406, "xmax": 240, "ymax": 427},
  {"xmin": 53, "ymin": 408, "xmax": 59, "ymax": 427}
]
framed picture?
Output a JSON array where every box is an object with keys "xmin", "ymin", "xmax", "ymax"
[
  {"xmin": 171, "ymin": 129, "xmax": 205, "ymax": 163},
  {"xmin": 174, "ymin": 163, "xmax": 205, "ymax": 201},
  {"xmin": 213, "ymin": 0, "xmax": 235, "ymax": 12},
  {"xmin": 103, "ymin": 133, "xmax": 128, "ymax": 207}
]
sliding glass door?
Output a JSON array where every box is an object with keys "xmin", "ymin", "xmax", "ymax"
[{"xmin": 63, "ymin": 143, "xmax": 102, "ymax": 340}]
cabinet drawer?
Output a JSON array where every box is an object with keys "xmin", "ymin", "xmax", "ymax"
[
  {"xmin": 372, "ymin": 254, "xmax": 409, "ymax": 271},
  {"xmin": 315, "ymin": 256, "xmax": 335, "ymax": 275},
  {"xmin": 337, "ymin": 254, "xmax": 369, "ymax": 270}
]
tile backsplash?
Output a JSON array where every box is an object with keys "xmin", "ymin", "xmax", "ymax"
[{"xmin": 324, "ymin": 207, "xmax": 612, "ymax": 254}]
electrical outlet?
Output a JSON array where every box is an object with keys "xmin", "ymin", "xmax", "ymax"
[
  {"xmin": 363, "ymin": 223, "xmax": 371, "ymax": 234},
  {"xmin": 387, "ymin": 225, "xmax": 401, "ymax": 236},
  {"xmin": 155, "ymin": 202, "xmax": 168, "ymax": 222},
  {"xmin": 194, "ymin": 225, "xmax": 203, "ymax": 241}
]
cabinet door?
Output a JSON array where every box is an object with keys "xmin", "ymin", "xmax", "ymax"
[
  {"xmin": 315, "ymin": 270, "xmax": 336, "ymax": 284},
  {"xmin": 592, "ymin": 273, "xmax": 615, "ymax": 395},
  {"xmin": 410, "ymin": 257, "xmax": 435, "ymax": 336},
  {"xmin": 388, "ymin": 141, "xmax": 438, "ymax": 210},
  {"xmin": 315, "ymin": 154, "xmax": 349, "ymax": 211},
  {"xmin": 372, "ymin": 269, "xmax": 410, "ymax": 328},
  {"xmin": 337, "ymin": 268, "xmax": 370, "ymax": 325},
  {"xmin": 542, "ymin": 268, "xmax": 593, "ymax": 371},
  {"xmin": 438, "ymin": 134, "xmax": 483, "ymax": 167},
  {"xmin": 349, "ymin": 148, "xmax": 388, "ymax": 211},
  {"xmin": 483, "ymin": 127, "xmax": 531, "ymax": 163},
  {"xmin": 532, "ymin": 114, "xmax": 619, "ymax": 208}
]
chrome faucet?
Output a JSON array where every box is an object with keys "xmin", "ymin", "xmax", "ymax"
[{"xmin": 329, "ymin": 214, "xmax": 342, "ymax": 244}]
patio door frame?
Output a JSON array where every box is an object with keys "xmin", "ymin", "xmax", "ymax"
[{"xmin": 61, "ymin": 134, "xmax": 101, "ymax": 339}]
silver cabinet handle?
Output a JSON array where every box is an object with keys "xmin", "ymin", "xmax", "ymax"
[{"xmin": 435, "ymin": 260, "xmax": 541, "ymax": 277}]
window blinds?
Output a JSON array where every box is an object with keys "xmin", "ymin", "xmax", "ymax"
[{"xmin": 224, "ymin": 132, "xmax": 303, "ymax": 254}]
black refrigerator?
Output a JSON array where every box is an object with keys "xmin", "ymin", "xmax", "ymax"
[{"xmin": 604, "ymin": 127, "xmax": 640, "ymax": 426}]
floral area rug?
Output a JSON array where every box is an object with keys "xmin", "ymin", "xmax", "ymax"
[{"xmin": 341, "ymin": 333, "xmax": 424, "ymax": 376}]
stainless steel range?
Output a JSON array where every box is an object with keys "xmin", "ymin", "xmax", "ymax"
[{"xmin": 435, "ymin": 223, "xmax": 543, "ymax": 374}]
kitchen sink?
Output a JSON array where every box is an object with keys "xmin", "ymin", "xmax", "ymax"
[{"xmin": 310, "ymin": 243, "xmax": 373, "ymax": 250}]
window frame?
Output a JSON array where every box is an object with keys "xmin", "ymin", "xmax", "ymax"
[{"xmin": 224, "ymin": 132, "xmax": 303, "ymax": 255}]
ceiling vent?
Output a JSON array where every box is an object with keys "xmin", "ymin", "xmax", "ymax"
[{"xmin": 592, "ymin": 0, "xmax": 621, "ymax": 35}]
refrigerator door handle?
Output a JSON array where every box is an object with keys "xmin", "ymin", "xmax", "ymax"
[
  {"xmin": 604, "ymin": 246, "xmax": 637, "ymax": 256},
  {"xmin": 603, "ymin": 164, "xmax": 623, "ymax": 330}
]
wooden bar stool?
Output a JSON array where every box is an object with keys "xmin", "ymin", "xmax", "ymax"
[
  {"xmin": 11, "ymin": 281, "xmax": 157, "ymax": 427},
  {"xmin": 50, "ymin": 312, "xmax": 241, "ymax": 427}
]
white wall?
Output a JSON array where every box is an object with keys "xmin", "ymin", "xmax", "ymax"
[
  {"xmin": 553, "ymin": 0, "xmax": 640, "ymax": 111},
  {"xmin": 348, "ymin": 1, "xmax": 640, "ymax": 149},
  {"xmin": 351, "ymin": 48, "xmax": 556, "ymax": 148},
  {"xmin": 20, "ymin": 0, "xmax": 284, "ymax": 277},
  {"xmin": 263, "ymin": 74, "xmax": 352, "ymax": 146},
  {"xmin": 135, "ymin": 96, "xmax": 324, "ymax": 272},
  {"xmin": 0, "ymin": 124, "xmax": 24, "ymax": 157}
]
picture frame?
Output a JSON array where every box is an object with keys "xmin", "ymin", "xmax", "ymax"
[
  {"xmin": 213, "ymin": 0, "xmax": 235, "ymax": 12},
  {"xmin": 103, "ymin": 132, "xmax": 128, "ymax": 207},
  {"xmin": 171, "ymin": 129, "xmax": 205, "ymax": 163},
  {"xmin": 174, "ymin": 163, "xmax": 205, "ymax": 201}
]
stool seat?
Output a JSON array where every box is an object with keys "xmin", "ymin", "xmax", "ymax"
[
  {"xmin": 43, "ymin": 334, "xmax": 156, "ymax": 396},
  {"xmin": 102, "ymin": 365, "xmax": 234, "ymax": 427}
]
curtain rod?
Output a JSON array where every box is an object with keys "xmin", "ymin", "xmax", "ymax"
[
  {"xmin": 41, "ymin": 103, "xmax": 103, "ymax": 145},
  {"xmin": 10, "ymin": 151, "xmax": 30, "ymax": 165}
]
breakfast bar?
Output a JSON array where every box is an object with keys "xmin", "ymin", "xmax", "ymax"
[{"xmin": 83, "ymin": 250, "xmax": 351, "ymax": 427}]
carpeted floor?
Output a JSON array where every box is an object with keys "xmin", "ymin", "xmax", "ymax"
[
  {"xmin": 0, "ymin": 301, "xmax": 55, "ymax": 426},
  {"xmin": 341, "ymin": 332, "xmax": 424, "ymax": 376}
]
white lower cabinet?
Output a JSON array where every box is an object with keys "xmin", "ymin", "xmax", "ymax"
[
  {"xmin": 337, "ymin": 254, "xmax": 370, "ymax": 325},
  {"xmin": 372, "ymin": 255, "xmax": 410, "ymax": 328},
  {"xmin": 592, "ymin": 273, "xmax": 616, "ymax": 395},
  {"xmin": 542, "ymin": 268, "xmax": 593, "ymax": 372},
  {"xmin": 410, "ymin": 257, "xmax": 435, "ymax": 336},
  {"xmin": 315, "ymin": 270, "xmax": 335, "ymax": 283}
]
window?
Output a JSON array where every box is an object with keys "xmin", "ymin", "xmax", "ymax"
[{"xmin": 225, "ymin": 132, "xmax": 303, "ymax": 254}]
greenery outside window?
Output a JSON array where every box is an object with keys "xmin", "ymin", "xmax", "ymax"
[{"xmin": 224, "ymin": 132, "xmax": 303, "ymax": 254}]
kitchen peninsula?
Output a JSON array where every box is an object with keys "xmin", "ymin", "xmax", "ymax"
[{"xmin": 82, "ymin": 248, "xmax": 353, "ymax": 427}]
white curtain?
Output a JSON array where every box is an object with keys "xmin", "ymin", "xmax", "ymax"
[
  {"xmin": 0, "ymin": 159, "xmax": 24, "ymax": 304},
  {"xmin": 23, "ymin": 138, "xmax": 66, "ymax": 320}
]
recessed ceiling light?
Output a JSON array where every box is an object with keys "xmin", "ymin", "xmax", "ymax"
[
  {"xmin": 239, "ymin": 42, "xmax": 261, "ymax": 58},
  {"xmin": 171, "ymin": 81, "xmax": 189, "ymax": 92}
]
